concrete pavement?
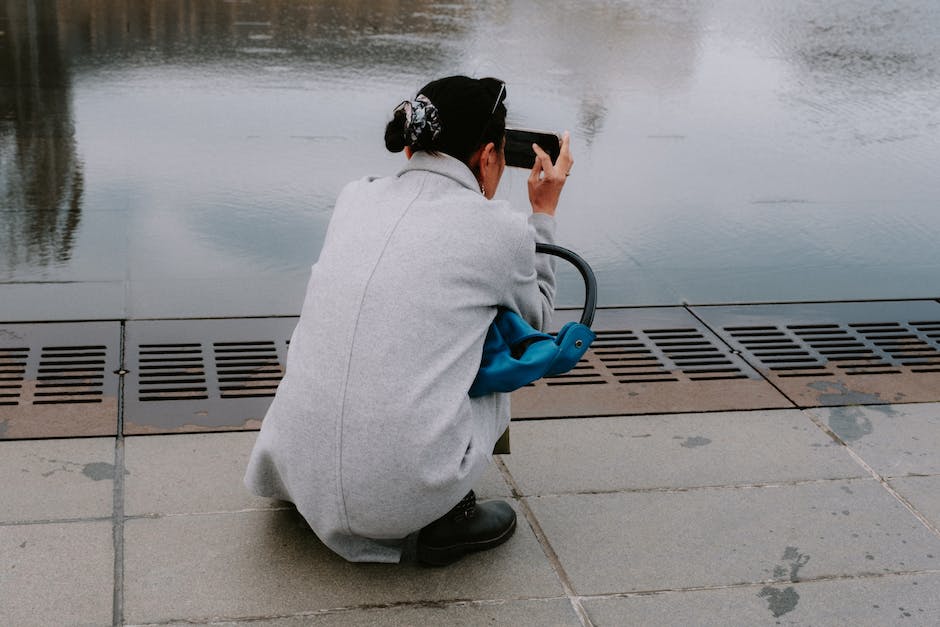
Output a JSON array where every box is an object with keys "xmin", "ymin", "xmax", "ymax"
[{"xmin": 2, "ymin": 403, "xmax": 940, "ymax": 625}]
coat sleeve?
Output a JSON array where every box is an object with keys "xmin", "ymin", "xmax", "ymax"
[{"xmin": 500, "ymin": 212, "xmax": 557, "ymax": 331}]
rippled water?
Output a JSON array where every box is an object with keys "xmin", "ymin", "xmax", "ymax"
[{"xmin": 2, "ymin": 0, "xmax": 939, "ymax": 320}]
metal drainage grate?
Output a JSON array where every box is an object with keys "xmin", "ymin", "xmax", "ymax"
[
  {"xmin": 695, "ymin": 301, "xmax": 940, "ymax": 407},
  {"xmin": 9, "ymin": 302, "xmax": 940, "ymax": 440},
  {"xmin": 511, "ymin": 308, "xmax": 789, "ymax": 419},
  {"xmin": 124, "ymin": 318, "xmax": 295, "ymax": 434},
  {"xmin": 120, "ymin": 309, "xmax": 791, "ymax": 432},
  {"xmin": 0, "ymin": 322, "xmax": 120, "ymax": 439}
]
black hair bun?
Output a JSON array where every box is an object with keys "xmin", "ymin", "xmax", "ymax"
[{"xmin": 384, "ymin": 109, "xmax": 408, "ymax": 153}]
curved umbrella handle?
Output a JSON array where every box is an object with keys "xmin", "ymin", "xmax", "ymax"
[{"xmin": 535, "ymin": 243, "xmax": 597, "ymax": 328}]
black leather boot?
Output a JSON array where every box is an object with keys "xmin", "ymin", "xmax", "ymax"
[{"xmin": 416, "ymin": 491, "xmax": 517, "ymax": 566}]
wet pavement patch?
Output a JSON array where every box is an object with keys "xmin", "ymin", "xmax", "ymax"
[
  {"xmin": 81, "ymin": 462, "xmax": 117, "ymax": 481},
  {"xmin": 827, "ymin": 406, "xmax": 876, "ymax": 441},
  {"xmin": 676, "ymin": 436, "xmax": 712, "ymax": 448},
  {"xmin": 758, "ymin": 585, "xmax": 800, "ymax": 618}
]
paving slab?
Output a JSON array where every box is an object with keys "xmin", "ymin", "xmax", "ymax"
[
  {"xmin": 124, "ymin": 432, "xmax": 274, "ymax": 516},
  {"xmin": 502, "ymin": 411, "xmax": 864, "ymax": 495},
  {"xmin": 806, "ymin": 402, "xmax": 940, "ymax": 477},
  {"xmin": 124, "ymin": 432, "xmax": 509, "ymax": 517},
  {"xmin": 0, "ymin": 437, "xmax": 115, "ymax": 522},
  {"xmin": 890, "ymin": 475, "xmax": 940, "ymax": 530},
  {"xmin": 582, "ymin": 572, "xmax": 940, "ymax": 626},
  {"xmin": 123, "ymin": 504, "xmax": 562, "ymax": 624},
  {"xmin": 0, "ymin": 521, "xmax": 113, "ymax": 627},
  {"xmin": 150, "ymin": 598, "xmax": 580, "ymax": 626},
  {"xmin": 528, "ymin": 481, "xmax": 940, "ymax": 596}
]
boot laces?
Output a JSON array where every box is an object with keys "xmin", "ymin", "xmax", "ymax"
[{"xmin": 452, "ymin": 490, "xmax": 476, "ymax": 521}]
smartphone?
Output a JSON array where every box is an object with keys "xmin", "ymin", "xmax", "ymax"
[{"xmin": 504, "ymin": 128, "xmax": 561, "ymax": 169}]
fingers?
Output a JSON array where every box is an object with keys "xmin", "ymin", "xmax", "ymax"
[
  {"xmin": 557, "ymin": 131, "xmax": 574, "ymax": 174},
  {"xmin": 526, "ymin": 132, "xmax": 574, "ymax": 216},
  {"xmin": 530, "ymin": 132, "xmax": 573, "ymax": 183},
  {"xmin": 529, "ymin": 142, "xmax": 551, "ymax": 183}
]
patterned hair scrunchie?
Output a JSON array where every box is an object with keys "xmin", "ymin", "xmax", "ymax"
[{"xmin": 393, "ymin": 94, "xmax": 442, "ymax": 148}]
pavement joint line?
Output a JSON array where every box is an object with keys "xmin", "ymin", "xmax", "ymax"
[
  {"xmin": 112, "ymin": 439, "xmax": 126, "ymax": 627},
  {"xmin": 113, "ymin": 319, "xmax": 127, "ymax": 627},
  {"xmin": 494, "ymin": 456, "xmax": 594, "ymax": 627},
  {"xmin": 574, "ymin": 568, "xmax": 940, "ymax": 601},
  {"xmin": 0, "ymin": 515, "xmax": 113, "ymax": 527},
  {"xmin": 515, "ymin": 475, "xmax": 878, "ymax": 499},
  {"xmin": 683, "ymin": 304, "xmax": 802, "ymax": 408},
  {"xmin": 120, "ymin": 595, "xmax": 574, "ymax": 626},
  {"xmin": 803, "ymin": 410, "xmax": 940, "ymax": 540},
  {"xmin": 123, "ymin": 506, "xmax": 296, "ymax": 521},
  {"xmin": 510, "ymin": 405, "xmax": 797, "ymax": 422}
]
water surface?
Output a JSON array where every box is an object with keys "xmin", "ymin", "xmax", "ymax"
[{"xmin": 2, "ymin": 0, "xmax": 939, "ymax": 320}]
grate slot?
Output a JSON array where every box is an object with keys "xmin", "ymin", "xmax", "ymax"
[
  {"xmin": 598, "ymin": 356, "xmax": 659, "ymax": 363},
  {"xmin": 663, "ymin": 347, "xmax": 722, "ymax": 355},
  {"xmin": 849, "ymin": 322, "xmax": 904, "ymax": 333},
  {"xmin": 817, "ymin": 349, "xmax": 877, "ymax": 357},
  {"xmin": 674, "ymin": 359, "xmax": 733, "ymax": 367},
  {"xmin": 751, "ymin": 349, "xmax": 812, "ymax": 356},
  {"xmin": 730, "ymin": 328, "xmax": 785, "ymax": 335},
  {"xmin": 758, "ymin": 357, "xmax": 819, "ymax": 365},
  {"xmin": 777, "ymin": 371, "xmax": 834, "ymax": 378},
  {"xmin": 139, "ymin": 391, "xmax": 208, "ymax": 402},
  {"xmin": 842, "ymin": 369, "xmax": 902, "ymax": 375},
  {"xmin": 788, "ymin": 324, "xmax": 840, "ymax": 330},
  {"xmin": 619, "ymin": 376, "xmax": 680, "ymax": 383},
  {"xmin": 545, "ymin": 362, "xmax": 606, "ymax": 387},
  {"xmin": 868, "ymin": 335, "xmax": 919, "ymax": 342},
  {"xmin": 545, "ymin": 380, "xmax": 606, "ymax": 387},
  {"xmin": 734, "ymin": 338, "xmax": 790, "ymax": 344},
  {"xmin": 609, "ymin": 365, "xmax": 669, "ymax": 372}
]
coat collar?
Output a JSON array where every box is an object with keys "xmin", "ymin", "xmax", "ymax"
[{"xmin": 398, "ymin": 151, "xmax": 481, "ymax": 194}]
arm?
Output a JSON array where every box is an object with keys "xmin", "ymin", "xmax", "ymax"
[
  {"xmin": 500, "ymin": 132, "xmax": 574, "ymax": 330},
  {"xmin": 502, "ymin": 214, "xmax": 557, "ymax": 331}
]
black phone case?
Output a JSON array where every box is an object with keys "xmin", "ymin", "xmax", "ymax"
[{"xmin": 504, "ymin": 129, "xmax": 561, "ymax": 169}]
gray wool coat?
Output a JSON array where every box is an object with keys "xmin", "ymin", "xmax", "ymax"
[{"xmin": 244, "ymin": 151, "xmax": 557, "ymax": 562}]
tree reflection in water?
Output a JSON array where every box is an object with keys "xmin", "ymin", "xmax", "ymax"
[{"xmin": 1, "ymin": 1, "xmax": 84, "ymax": 276}]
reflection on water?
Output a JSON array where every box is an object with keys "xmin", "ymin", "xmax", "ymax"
[
  {"xmin": 1, "ymin": 1, "xmax": 84, "ymax": 274},
  {"xmin": 1, "ymin": 0, "xmax": 939, "ymax": 319}
]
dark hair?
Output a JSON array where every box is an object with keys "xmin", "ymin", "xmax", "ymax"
[{"xmin": 384, "ymin": 75, "xmax": 507, "ymax": 164}]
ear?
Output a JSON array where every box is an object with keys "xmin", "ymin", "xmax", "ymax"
[
  {"xmin": 481, "ymin": 141, "xmax": 497, "ymax": 167},
  {"xmin": 467, "ymin": 144, "xmax": 487, "ymax": 176}
]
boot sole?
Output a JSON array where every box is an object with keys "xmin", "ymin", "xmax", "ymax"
[{"xmin": 417, "ymin": 516, "xmax": 517, "ymax": 567}]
